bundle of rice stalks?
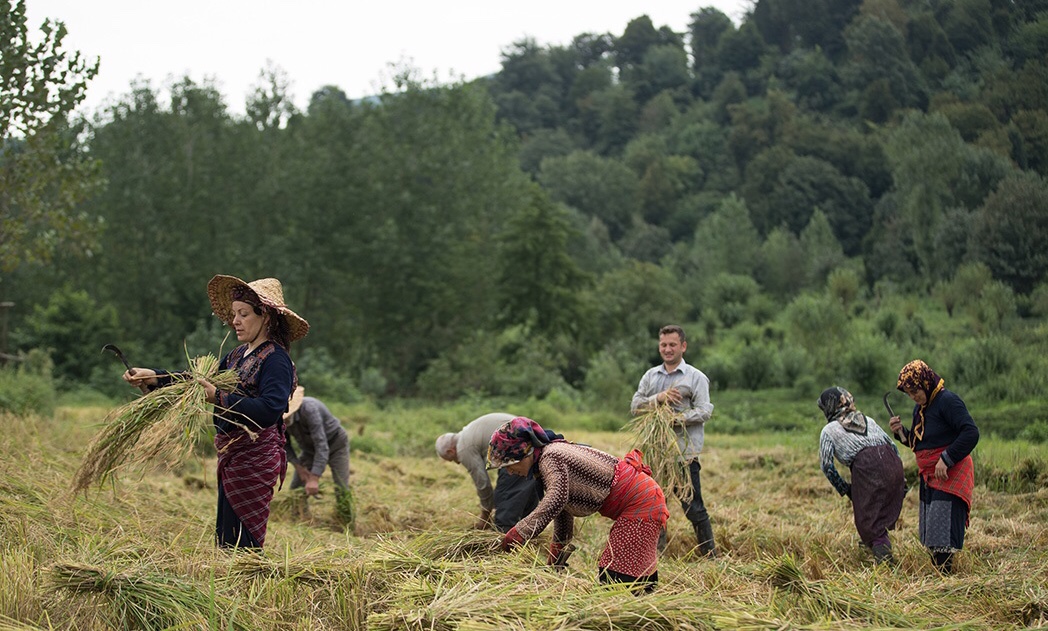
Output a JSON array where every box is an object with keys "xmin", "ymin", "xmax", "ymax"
[
  {"xmin": 226, "ymin": 546, "xmax": 361, "ymax": 584},
  {"xmin": 50, "ymin": 561, "xmax": 248, "ymax": 630},
  {"xmin": 625, "ymin": 400, "xmax": 691, "ymax": 504},
  {"xmin": 368, "ymin": 530, "xmax": 504, "ymax": 576},
  {"xmin": 402, "ymin": 529, "xmax": 504, "ymax": 561},
  {"xmin": 758, "ymin": 554, "xmax": 909, "ymax": 627},
  {"xmin": 72, "ymin": 354, "xmax": 239, "ymax": 493},
  {"xmin": 335, "ymin": 486, "xmax": 355, "ymax": 527},
  {"xmin": 370, "ymin": 572, "xmax": 741, "ymax": 631}
]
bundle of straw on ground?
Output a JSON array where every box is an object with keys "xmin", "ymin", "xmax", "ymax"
[
  {"xmin": 226, "ymin": 546, "xmax": 363, "ymax": 584},
  {"xmin": 72, "ymin": 354, "xmax": 239, "ymax": 493},
  {"xmin": 367, "ymin": 530, "xmax": 506, "ymax": 576},
  {"xmin": 50, "ymin": 561, "xmax": 249, "ymax": 631},
  {"xmin": 758, "ymin": 553, "xmax": 909, "ymax": 627},
  {"xmin": 624, "ymin": 401, "xmax": 692, "ymax": 504}
]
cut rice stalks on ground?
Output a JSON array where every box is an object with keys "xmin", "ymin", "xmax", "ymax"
[
  {"xmin": 72, "ymin": 354, "xmax": 239, "ymax": 493},
  {"xmin": 226, "ymin": 546, "xmax": 361, "ymax": 584},
  {"xmin": 759, "ymin": 553, "xmax": 909, "ymax": 627},
  {"xmin": 625, "ymin": 402, "xmax": 692, "ymax": 504},
  {"xmin": 50, "ymin": 561, "xmax": 249, "ymax": 631}
]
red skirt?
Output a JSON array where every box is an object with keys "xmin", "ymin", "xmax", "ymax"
[{"xmin": 597, "ymin": 450, "xmax": 670, "ymax": 578}]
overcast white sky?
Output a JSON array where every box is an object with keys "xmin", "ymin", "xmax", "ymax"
[{"xmin": 25, "ymin": 0, "xmax": 751, "ymax": 117}]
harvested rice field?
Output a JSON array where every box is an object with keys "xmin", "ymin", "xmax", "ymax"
[{"xmin": 1, "ymin": 407, "xmax": 1046, "ymax": 630}]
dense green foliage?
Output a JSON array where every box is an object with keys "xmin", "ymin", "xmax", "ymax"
[
  {"xmin": 4, "ymin": 0, "xmax": 1048, "ymax": 420},
  {"xmin": 0, "ymin": 0, "xmax": 103, "ymax": 273}
]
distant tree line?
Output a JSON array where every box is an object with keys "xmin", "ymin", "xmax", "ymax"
[{"xmin": 5, "ymin": 0, "xmax": 1048, "ymax": 415}]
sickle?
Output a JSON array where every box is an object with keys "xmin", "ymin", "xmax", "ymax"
[
  {"xmin": 882, "ymin": 392, "xmax": 895, "ymax": 418},
  {"xmin": 101, "ymin": 343, "xmax": 134, "ymax": 373},
  {"xmin": 102, "ymin": 344, "xmax": 148, "ymax": 393}
]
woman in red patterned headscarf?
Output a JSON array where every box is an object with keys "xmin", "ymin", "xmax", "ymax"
[
  {"xmin": 889, "ymin": 360, "xmax": 979, "ymax": 574},
  {"xmin": 488, "ymin": 417, "xmax": 670, "ymax": 592}
]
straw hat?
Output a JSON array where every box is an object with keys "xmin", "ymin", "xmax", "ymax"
[
  {"xmin": 207, "ymin": 275, "xmax": 309, "ymax": 342},
  {"xmin": 283, "ymin": 386, "xmax": 305, "ymax": 421}
]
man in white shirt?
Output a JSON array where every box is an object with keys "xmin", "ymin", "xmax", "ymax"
[{"xmin": 630, "ymin": 324, "xmax": 716, "ymax": 557}]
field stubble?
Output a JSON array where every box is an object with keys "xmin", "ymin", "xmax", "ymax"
[{"xmin": 0, "ymin": 408, "xmax": 1045, "ymax": 630}]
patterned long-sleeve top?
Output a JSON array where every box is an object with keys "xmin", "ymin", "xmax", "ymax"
[
  {"xmin": 513, "ymin": 442, "xmax": 617, "ymax": 546},
  {"xmin": 819, "ymin": 416, "xmax": 898, "ymax": 497}
]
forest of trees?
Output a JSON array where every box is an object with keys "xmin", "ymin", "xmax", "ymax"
[{"xmin": 4, "ymin": 0, "xmax": 1048, "ymax": 421}]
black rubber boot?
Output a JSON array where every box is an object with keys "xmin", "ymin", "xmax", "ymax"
[
  {"xmin": 932, "ymin": 551, "xmax": 954, "ymax": 574},
  {"xmin": 872, "ymin": 543, "xmax": 894, "ymax": 565},
  {"xmin": 693, "ymin": 517, "xmax": 716, "ymax": 558}
]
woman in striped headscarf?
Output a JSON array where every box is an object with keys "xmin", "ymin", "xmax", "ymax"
[
  {"xmin": 817, "ymin": 386, "xmax": 905, "ymax": 565},
  {"xmin": 889, "ymin": 360, "xmax": 979, "ymax": 574}
]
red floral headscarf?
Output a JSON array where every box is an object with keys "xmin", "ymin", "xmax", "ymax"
[{"xmin": 487, "ymin": 417, "xmax": 558, "ymax": 469}]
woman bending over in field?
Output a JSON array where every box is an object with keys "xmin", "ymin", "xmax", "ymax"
[
  {"xmin": 488, "ymin": 417, "xmax": 669, "ymax": 592},
  {"xmin": 889, "ymin": 360, "xmax": 979, "ymax": 574},
  {"xmin": 124, "ymin": 275, "xmax": 308, "ymax": 549},
  {"xmin": 817, "ymin": 386, "xmax": 906, "ymax": 565}
]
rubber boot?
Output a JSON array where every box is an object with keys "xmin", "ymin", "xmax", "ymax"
[
  {"xmin": 693, "ymin": 517, "xmax": 716, "ymax": 558},
  {"xmin": 657, "ymin": 527, "xmax": 667, "ymax": 552},
  {"xmin": 932, "ymin": 551, "xmax": 954, "ymax": 574},
  {"xmin": 872, "ymin": 542, "xmax": 894, "ymax": 565}
]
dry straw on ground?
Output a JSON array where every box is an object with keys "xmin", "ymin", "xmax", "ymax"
[
  {"xmin": 50, "ymin": 561, "xmax": 249, "ymax": 630},
  {"xmin": 5, "ymin": 410, "xmax": 1047, "ymax": 630},
  {"xmin": 72, "ymin": 354, "xmax": 238, "ymax": 493}
]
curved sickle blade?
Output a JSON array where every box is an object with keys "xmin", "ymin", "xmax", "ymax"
[
  {"xmin": 882, "ymin": 392, "xmax": 896, "ymax": 418},
  {"xmin": 101, "ymin": 343, "xmax": 134, "ymax": 373}
]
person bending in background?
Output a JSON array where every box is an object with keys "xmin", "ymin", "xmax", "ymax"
[
  {"xmin": 124, "ymin": 275, "xmax": 308, "ymax": 549},
  {"xmin": 817, "ymin": 386, "xmax": 906, "ymax": 565},
  {"xmin": 489, "ymin": 417, "xmax": 669, "ymax": 592},
  {"xmin": 283, "ymin": 386, "xmax": 352, "ymax": 521},
  {"xmin": 889, "ymin": 360, "xmax": 979, "ymax": 574},
  {"xmin": 630, "ymin": 324, "xmax": 717, "ymax": 557},
  {"xmin": 436, "ymin": 412, "xmax": 544, "ymax": 532}
]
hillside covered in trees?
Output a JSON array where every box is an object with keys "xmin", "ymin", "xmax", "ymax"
[{"xmin": 4, "ymin": 0, "xmax": 1048, "ymax": 431}]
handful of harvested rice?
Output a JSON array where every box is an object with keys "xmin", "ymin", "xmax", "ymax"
[
  {"xmin": 625, "ymin": 399, "xmax": 692, "ymax": 504},
  {"xmin": 73, "ymin": 353, "xmax": 239, "ymax": 493}
]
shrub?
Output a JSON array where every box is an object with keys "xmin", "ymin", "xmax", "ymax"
[
  {"xmin": 295, "ymin": 347, "xmax": 364, "ymax": 403},
  {"xmin": 1018, "ymin": 421, "xmax": 1048, "ymax": 444},
  {"xmin": 778, "ymin": 346, "xmax": 811, "ymax": 388},
  {"xmin": 0, "ymin": 349, "xmax": 57, "ymax": 416},
  {"xmin": 843, "ymin": 333, "xmax": 895, "ymax": 394},
  {"xmin": 19, "ymin": 288, "xmax": 121, "ymax": 385},
  {"xmin": 701, "ymin": 352, "xmax": 735, "ymax": 391},
  {"xmin": 826, "ymin": 267, "xmax": 862, "ymax": 311},
  {"xmin": 947, "ymin": 335, "xmax": 1016, "ymax": 393},
  {"xmin": 965, "ymin": 281, "xmax": 1017, "ymax": 333},
  {"xmin": 736, "ymin": 343, "xmax": 779, "ymax": 390},
  {"xmin": 417, "ymin": 328, "xmax": 570, "ymax": 401},
  {"xmin": 782, "ymin": 293, "xmax": 849, "ymax": 359},
  {"xmin": 583, "ymin": 342, "xmax": 646, "ymax": 411}
]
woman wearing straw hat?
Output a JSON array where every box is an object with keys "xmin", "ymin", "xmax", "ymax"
[
  {"xmin": 488, "ymin": 417, "xmax": 670, "ymax": 592},
  {"xmin": 124, "ymin": 275, "xmax": 308, "ymax": 549}
]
